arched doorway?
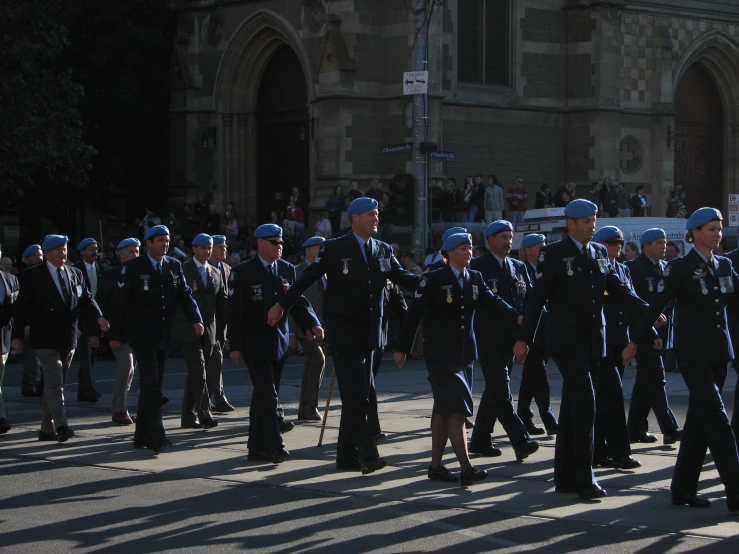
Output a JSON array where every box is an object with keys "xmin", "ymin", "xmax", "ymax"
[
  {"xmin": 256, "ymin": 45, "xmax": 310, "ymax": 224},
  {"xmin": 674, "ymin": 64, "xmax": 723, "ymax": 212}
]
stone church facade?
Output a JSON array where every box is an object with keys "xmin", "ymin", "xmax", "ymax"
[{"xmin": 169, "ymin": 0, "xmax": 739, "ymax": 229}]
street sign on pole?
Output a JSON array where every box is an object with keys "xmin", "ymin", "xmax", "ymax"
[
  {"xmin": 381, "ymin": 143, "xmax": 412, "ymax": 155},
  {"xmin": 430, "ymin": 151, "xmax": 456, "ymax": 162},
  {"xmin": 403, "ymin": 71, "xmax": 428, "ymax": 95},
  {"xmin": 729, "ymin": 194, "xmax": 739, "ymax": 227}
]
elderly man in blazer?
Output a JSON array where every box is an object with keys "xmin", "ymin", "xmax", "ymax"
[
  {"xmin": 176, "ymin": 233, "xmax": 226, "ymax": 429},
  {"xmin": 12, "ymin": 235, "xmax": 109, "ymax": 442},
  {"xmin": 0, "ymin": 243, "xmax": 20, "ymax": 434},
  {"xmin": 208, "ymin": 235, "xmax": 234, "ymax": 412},
  {"xmin": 73, "ymin": 238, "xmax": 104, "ymax": 402}
]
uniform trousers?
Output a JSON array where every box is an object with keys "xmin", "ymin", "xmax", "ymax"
[
  {"xmin": 594, "ymin": 348, "xmax": 632, "ymax": 459},
  {"xmin": 246, "ymin": 358, "xmax": 285, "ymax": 454},
  {"xmin": 550, "ymin": 353, "xmax": 599, "ymax": 487},
  {"xmin": 112, "ymin": 343, "xmax": 136, "ymax": 413},
  {"xmin": 36, "ymin": 349, "xmax": 74, "ymax": 433},
  {"xmin": 470, "ymin": 353, "xmax": 528, "ymax": 447},
  {"xmin": 182, "ymin": 342, "xmax": 215, "ymax": 421},
  {"xmin": 131, "ymin": 347, "xmax": 167, "ymax": 445},
  {"xmin": 0, "ymin": 353, "xmax": 7, "ymax": 419},
  {"xmin": 76, "ymin": 329, "xmax": 98, "ymax": 398},
  {"xmin": 517, "ymin": 345, "xmax": 557, "ymax": 429},
  {"xmin": 298, "ymin": 337, "xmax": 326, "ymax": 418},
  {"xmin": 368, "ymin": 346, "xmax": 383, "ymax": 436},
  {"xmin": 628, "ymin": 348, "xmax": 678, "ymax": 435},
  {"xmin": 207, "ymin": 340, "xmax": 228, "ymax": 405},
  {"xmin": 332, "ymin": 346, "xmax": 379, "ymax": 464},
  {"xmin": 21, "ymin": 338, "xmax": 42, "ymax": 394},
  {"xmin": 732, "ymin": 366, "xmax": 739, "ymax": 440},
  {"xmin": 671, "ymin": 358, "xmax": 739, "ymax": 497}
]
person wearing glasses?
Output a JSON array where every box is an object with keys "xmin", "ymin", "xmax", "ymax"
[
  {"xmin": 625, "ymin": 229, "xmax": 682, "ymax": 446},
  {"xmin": 228, "ymin": 224, "xmax": 322, "ymax": 464}
]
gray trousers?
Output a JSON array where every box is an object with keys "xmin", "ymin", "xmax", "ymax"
[
  {"xmin": 21, "ymin": 337, "xmax": 42, "ymax": 393},
  {"xmin": 207, "ymin": 340, "xmax": 227, "ymax": 404},
  {"xmin": 36, "ymin": 349, "xmax": 75, "ymax": 433},
  {"xmin": 0, "ymin": 353, "xmax": 7, "ymax": 419},
  {"xmin": 298, "ymin": 338, "xmax": 326, "ymax": 416},
  {"xmin": 182, "ymin": 342, "xmax": 214, "ymax": 421},
  {"xmin": 112, "ymin": 343, "xmax": 136, "ymax": 413}
]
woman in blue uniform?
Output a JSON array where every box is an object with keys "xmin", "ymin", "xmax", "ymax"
[
  {"xmin": 629, "ymin": 207, "xmax": 739, "ymax": 512},
  {"xmin": 394, "ymin": 233, "xmax": 521, "ymax": 486}
]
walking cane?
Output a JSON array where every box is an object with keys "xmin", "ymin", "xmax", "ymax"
[{"xmin": 317, "ymin": 363, "xmax": 336, "ymax": 447}]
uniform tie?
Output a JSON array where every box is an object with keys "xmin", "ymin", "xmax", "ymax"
[
  {"xmin": 199, "ymin": 265, "xmax": 208, "ymax": 287},
  {"xmin": 155, "ymin": 262, "xmax": 162, "ymax": 275},
  {"xmin": 364, "ymin": 239, "xmax": 372, "ymax": 265},
  {"xmin": 459, "ymin": 270, "xmax": 466, "ymax": 288},
  {"xmin": 582, "ymin": 244, "xmax": 589, "ymax": 260},
  {"xmin": 57, "ymin": 267, "xmax": 70, "ymax": 304},
  {"xmin": 89, "ymin": 265, "xmax": 97, "ymax": 297}
]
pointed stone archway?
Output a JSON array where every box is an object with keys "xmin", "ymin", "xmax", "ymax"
[
  {"xmin": 672, "ymin": 31, "xmax": 739, "ymax": 213},
  {"xmin": 212, "ymin": 10, "xmax": 314, "ymax": 227}
]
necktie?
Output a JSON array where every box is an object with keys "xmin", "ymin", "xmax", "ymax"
[
  {"xmin": 155, "ymin": 262, "xmax": 162, "ymax": 275},
  {"xmin": 199, "ymin": 265, "xmax": 208, "ymax": 287},
  {"xmin": 89, "ymin": 265, "xmax": 98, "ymax": 297},
  {"xmin": 459, "ymin": 270, "xmax": 466, "ymax": 288},
  {"xmin": 57, "ymin": 268, "xmax": 70, "ymax": 303},
  {"xmin": 582, "ymin": 245, "xmax": 589, "ymax": 259},
  {"xmin": 364, "ymin": 239, "xmax": 372, "ymax": 265}
]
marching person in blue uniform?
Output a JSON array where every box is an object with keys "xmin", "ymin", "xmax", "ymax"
[
  {"xmin": 630, "ymin": 208, "xmax": 739, "ymax": 511},
  {"xmin": 513, "ymin": 200, "xmax": 651, "ymax": 500},
  {"xmin": 229, "ymin": 224, "xmax": 321, "ymax": 463},
  {"xmin": 468, "ymin": 221, "xmax": 539, "ymax": 460},
  {"xmin": 0, "ymin": 243, "xmax": 20, "ymax": 435},
  {"xmin": 625, "ymin": 228, "xmax": 681, "ymax": 445},
  {"xmin": 517, "ymin": 233, "xmax": 558, "ymax": 435},
  {"xmin": 11, "ymin": 235, "xmax": 109, "ymax": 443},
  {"xmin": 725, "ymin": 246, "xmax": 739, "ymax": 440},
  {"xmin": 395, "ymin": 233, "xmax": 521, "ymax": 486},
  {"xmin": 19, "ymin": 244, "xmax": 44, "ymax": 398},
  {"xmin": 268, "ymin": 197, "xmax": 421, "ymax": 474},
  {"xmin": 96, "ymin": 238, "xmax": 141, "ymax": 425},
  {"xmin": 73, "ymin": 237, "xmax": 104, "ymax": 402},
  {"xmin": 176, "ymin": 233, "xmax": 225, "ymax": 431},
  {"xmin": 208, "ymin": 235, "xmax": 234, "ymax": 412},
  {"xmin": 108, "ymin": 225, "xmax": 203, "ymax": 454},
  {"xmin": 591, "ymin": 226, "xmax": 640, "ymax": 469},
  {"xmin": 426, "ymin": 227, "xmax": 467, "ymax": 272}
]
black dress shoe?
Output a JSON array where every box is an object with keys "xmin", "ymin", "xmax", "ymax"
[
  {"xmin": 247, "ymin": 451, "xmax": 275, "ymax": 462},
  {"xmin": 22, "ymin": 388, "xmax": 43, "ymax": 398},
  {"xmin": 613, "ymin": 455, "xmax": 641, "ymax": 469},
  {"xmin": 336, "ymin": 461, "xmax": 363, "ymax": 471},
  {"xmin": 524, "ymin": 424, "xmax": 546, "ymax": 436},
  {"xmin": 629, "ymin": 432, "xmax": 658, "ymax": 443},
  {"xmin": 279, "ymin": 420, "xmax": 295, "ymax": 433},
  {"xmin": 513, "ymin": 440, "xmax": 539, "ymax": 460},
  {"xmin": 468, "ymin": 443, "xmax": 503, "ymax": 457},
  {"xmin": 181, "ymin": 419, "xmax": 202, "ymax": 429},
  {"xmin": 373, "ymin": 432, "xmax": 388, "ymax": 444},
  {"xmin": 133, "ymin": 438, "xmax": 151, "ymax": 449},
  {"xmin": 201, "ymin": 418, "xmax": 218, "ymax": 430},
  {"xmin": 727, "ymin": 494, "xmax": 739, "ymax": 512},
  {"xmin": 152, "ymin": 439, "xmax": 173, "ymax": 455},
  {"xmin": 460, "ymin": 466, "xmax": 488, "ymax": 487},
  {"xmin": 428, "ymin": 464, "xmax": 457, "ymax": 482},
  {"xmin": 546, "ymin": 425, "xmax": 559, "ymax": 436},
  {"xmin": 56, "ymin": 425, "xmax": 74, "ymax": 443},
  {"xmin": 464, "ymin": 418, "xmax": 474, "ymax": 430},
  {"xmin": 272, "ymin": 449, "xmax": 290, "ymax": 463},
  {"xmin": 214, "ymin": 401, "xmax": 235, "ymax": 412},
  {"xmin": 664, "ymin": 429, "xmax": 682, "ymax": 445},
  {"xmin": 77, "ymin": 393, "xmax": 98, "ymax": 403},
  {"xmin": 0, "ymin": 418, "xmax": 11, "ymax": 434},
  {"xmin": 39, "ymin": 430, "xmax": 58, "ymax": 441},
  {"xmin": 555, "ymin": 484, "xmax": 577, "ymax": 493},
  {"xmin": 593, "ymin": 456, "xmax": 618, "ymax": 468},
  {"xmin": 577, "ymin": 484, "xmax": 607, "ymax": 500},
  {"xmin": 361, "ymin": 457, "xmax": 387, "ymax": 475},
  {"xmin": 672, "ymin": 494, "xmax": 711, "ymax": 508}
]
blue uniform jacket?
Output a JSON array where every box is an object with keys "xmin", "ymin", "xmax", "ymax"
[
  {"xmin": 108, "ymin": 255, "xmax": 202, "ymax": 350},
  {"xmin": 96, "ymin": 265, "xmax": 128, "ymax": 343},
  {"xmin": 635, "ymin": 249, "xmax": 736, "ymax": 363},
  {"xmin": 604, "ymin": 260, "xmax": 633, "ymax": 347},
  {"xmin": 0, "ymin": 271, "xmax": 20, "ymax": 354},
  {"xmin": 520, "ymin": 236, "xmax": 649, "ymax": 359},
  {"xmin": 228, "ymin": 257, "xmax": 319, "ymax": 362},
  {"xmin": 626, "ymin": 253, "xmax": 671, "ymax": 345},
  {"xmin": 12, "ymin": 263, "xmax": 103, "ymax": 351},
  {"xmin": 73, "ymin": 260, "xmax": 103, "ymax": 335},
  {"xmin": 279, "ymin": 233, "xmax": 420, "ymax": 349},
  {"xmin": 397, "ymin": 265, "xmax": 519, "ymax": 367},
  {"xmin": 725, "ymin": 249, "xmax": 739, "ymax": 356},
  {"xmin": 524, "ymin": 259, "xmax": 547, "ymax": 350},
  {"xmin": 469, "ymin": 252, "xmax": 528, "ymax": 356}
]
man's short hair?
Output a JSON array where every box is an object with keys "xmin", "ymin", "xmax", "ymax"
[{"xmin": 666, "ymin": 240, "xmax": 680, "ymax": 253}]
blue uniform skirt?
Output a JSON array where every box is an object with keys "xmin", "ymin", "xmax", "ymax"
[{"xmin": 425, "ymin": 360, "xmax": 474, "ymax": 417}]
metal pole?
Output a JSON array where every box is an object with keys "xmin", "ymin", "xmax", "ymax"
[{"xmin": 412, "ymin": 0, "xmax": 429, "ymax": 263}]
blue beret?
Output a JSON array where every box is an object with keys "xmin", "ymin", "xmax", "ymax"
[
  {"xmin": 442, "ymin": 233, "xmax": 472, "ymax": 252},
  {"xmin": 521, "ymin": 234, "xmax": 546, "ymax": 248},
  {"xmin": 593, "ymin": 226, "xmax": 624, "ymax": 243},
  {"xmin": 254, "ymin": 224, "xmax": 283, "ymax": 239},
  {"xmin": 686, "ymin": 207, "xmax": 723, "ymax": 231},
  {"xmin": 192, "ymin": 233, "xmax": 213, "ymax": 247},
  {"xmin": 172, "ymin": 247, "xmax": 187, "ymax": 257},
  {"xmin": 41, "ymin": 235, "xmax": 68, "ymax": 251},
  {"xmin": 640, "ymin": 228, "xmax": 666, "ymax": 245},
  {"xmin": 303, "ymin": 236, "xmax": 326, "ymax": 248},
  {"xmin": 441, "ymin": 227, "xmax": 468, "ymax": 242},
  {"xmin": 484, "ymin": 220, "xmax": 514, "ymax": 237},
  {"xmin": 76, "ymin": 238, "xmax": 98, "ymax": 251},
  {"xmin": 22, "ymin": 244, "xmax": 41, "ymax": 258},
  {"xmin": 117, "ymin": 238, "xmax": 140, "ymax": 250},
  {"xmin": 347, "ymin": 197, "xmax": 378, "ymax": 215},
  {"xmin": 212, "ymin": 235, "xmax": 227, "ymax": 245},
  {"xmin": 564, "ymin": 199, "xmax": 598, "ymax": 218},
  {"xmin": 143, "ymin": 225, "xmax": 170, "ymax": 242}
]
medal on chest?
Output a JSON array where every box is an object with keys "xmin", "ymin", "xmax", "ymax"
[
  {"xmin": 341, "ymin": 258, "xmax": 351, "ymax": 275},
  {"xmin": 693, "ymin": 267, "xmax": 709, "ymax": 295},
  {"xmin": 442, "ymin": 284, "xmax": 454, "ymax": 303},
  {"xmin": 646, "ymin": 277, "xmax": 654, "ymax": 292},
  {"xmin": 192, "ymin": 279, "xmax": 199, "ymax": 292},
  {"xmin": 719, "ymin": 275, "xmax": 734, "ymax": 294},
  {"xmin": 280, "ymin": 276, "xmax": 290, "ymax": 293},
  {"xmin": 596, "ymin": 258, "xmax": 607, "ymax": 274},
  {"xmin": 142, "ymin": 275, "xmax": 150, "ymax": 291},
  {"xmin": 379, "ymin": 248, "xmax": 391, "ymax": 272},
  {"xmin": 490, "ymin": 278, "xmax": 498, "ymax": 293},
  {"xmin": 170, "ymin": 270, "xmax": 177, "ymax": 287},
  {"xmin": 562, "ymin": 257, "xmax": 575, "ymax": 276},
  {"xmin": 252, "ymin": 285, "xmax": 263, "ymax": 301},
  {"xmin": 517, "ymin": 280, "xmax": 527, "ymax": 295},
  {"xmin": 472, "ymin": 284, "xmax": 479, "ymax": 301}
]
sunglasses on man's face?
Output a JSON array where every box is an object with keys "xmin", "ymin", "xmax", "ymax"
[{"xmin": 266, "ymin": 239, "xmax": 284, "ymax": 246}]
